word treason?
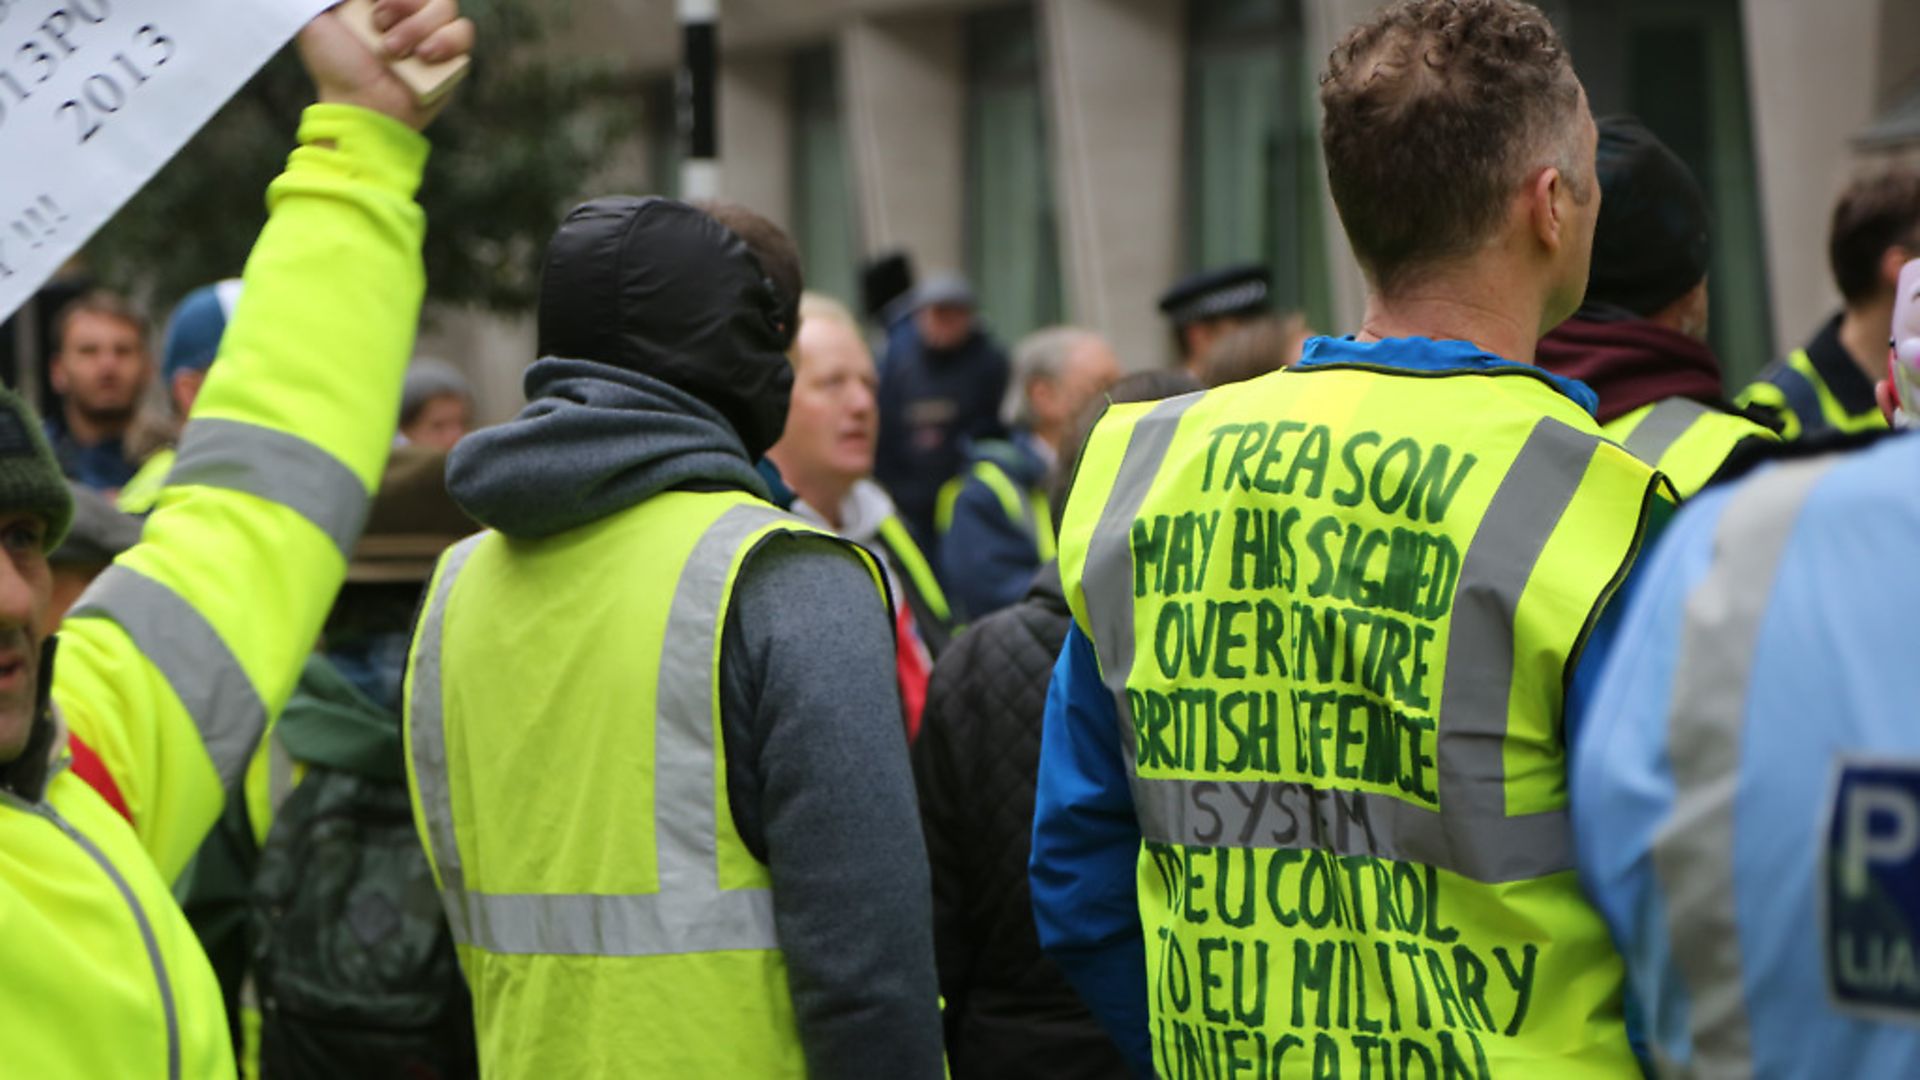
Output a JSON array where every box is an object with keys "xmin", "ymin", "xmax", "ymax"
[{"xmin": 1203, "ymin": 422, "xmax": 1477, "ymax": 522}]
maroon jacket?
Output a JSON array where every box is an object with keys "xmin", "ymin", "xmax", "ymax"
[{"xmin": 1536, "ymin": 312, "xmax": 1729, "ymax": 424}]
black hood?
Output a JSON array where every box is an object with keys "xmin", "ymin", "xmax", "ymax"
[{"xmin": 537, "ymin": 197, "xmax": 794, "ymax": 459}]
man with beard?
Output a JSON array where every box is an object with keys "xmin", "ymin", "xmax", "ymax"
[
  {"xmin": 0, "ymin": 0, "xmax": 478, "ymax": 1073},
  {"xmin": 46, "ymin": 291, "xmax": 153, "ymax": 493}
]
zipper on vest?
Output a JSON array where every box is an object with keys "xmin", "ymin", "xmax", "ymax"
[{"xmin": 32, "ymin": 801, "xmax": 182, "ymax": 1080}]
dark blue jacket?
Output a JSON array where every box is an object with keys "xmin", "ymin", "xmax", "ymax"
[
  {"xmin": 940, "ymin": 431, "xmax": 1050, "ymax": 622},
  {"xmin": 45, "ymin": 415, "xmax": 138, "ymax": 492},
  {"xmin": 875, "ymin": 324, "xmax": 1010, "ymax": 555}
]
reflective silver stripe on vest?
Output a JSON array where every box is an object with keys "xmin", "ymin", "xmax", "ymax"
[
  {"xmin": 410, "ymin": 505, "xmax": 793, "ymax": 957},
  {"xmin": 266, "ymin": 732, "xmax": 296, "ymax": 815},
  {"xmin": 68, "ymin": 566, "xmax": 266, "ymax": 790},
  {"xmin": 1425, "ymin": 416, "xmax": 1599, "ymax": 880},
  {"xmin": 1081, "ymin": 395, "xmax": 1201, "ymax": 770},
  {"xmin": 407, "ymin": 532, "xmax": 485, "ymax": 938},
  {"xmin": 1652, "ymin": 454, "xmax": 1836, "ymax": 1074},
  {"xmin": 1622, "ymin": 398, "xmax": 1711, "ymax": 468},
  {"xmin": 1087, "ymin": 410, "xmax": 1607, "ymax": 884},
  {"xmin": 166, "ymin": 418, "xmax": 371, "ymax": 558},
  {"xmin": 34, "ymin": 801, "xmax": 181, "ymax": 1080}
]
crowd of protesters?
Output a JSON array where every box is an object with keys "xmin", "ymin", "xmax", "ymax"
[{"xmin": 7, "ymin": 0, "xmax": 1920, "ymax": 1077}]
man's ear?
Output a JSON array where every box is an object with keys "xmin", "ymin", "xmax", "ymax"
[
  {"xmin": 171, "ymin": 370, "xmax": 204, "ymax": 416},
  {"xmin": 1029, "ymin": 375, "xmax": 1059, "ymax": 420},
  {"xmin": 1529, "ymin": 166, "xmax": 1566, "ymax": 254},
  {"xmin": 1880, "ymin": 245, "xmax": 1911, "ymax": 294},
  {"xmin": 47, "ymin": 356, "xmax": 68, "ymax": 396}
]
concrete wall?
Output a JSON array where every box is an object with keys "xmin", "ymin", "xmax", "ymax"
[
  {"xmin": 558, "ymin": 0, "xmax": 676, "ymax": 69},
  {"xmin": 523, "ymin": 0, "xmax": 1913, "ymax": 390},
  {"xmin": 1040, "ymin": 0, "xmax": 1186, "ymax": 370},
  {"xmin": 1303, "ymin": 0, "xmax": 1376, "ymax": 335},
  {"xmin": 718, "ymin": 51, "xmax": 796, "ymax": 227},
  {"xmin": 1873, "ymin": 0, "xmax": 1920, "ymax": 111},
  {"xmin": 840, "ymin": 11, "xmax": 967, "ymax": 277},
  {"xmin": 417, "ymin": 306, "xmax": 536, "ymax": 425},
  {"xmin": 1743, "ymin": 0, "xmax": 1882, "ymax": 349}
]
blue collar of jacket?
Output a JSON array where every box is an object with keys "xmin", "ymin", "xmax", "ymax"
[{"xmin": 1297, "ymin": 334, "xmax": 1600, "ymax": 417}]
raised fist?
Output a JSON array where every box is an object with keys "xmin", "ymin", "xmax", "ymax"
[{"xmin": 298, "ymin": 0, "xmax": 475, "ymax": 130}]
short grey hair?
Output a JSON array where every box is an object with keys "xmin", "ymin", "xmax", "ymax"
[{"xmin": 1005, "ymin": 326, "xmax": 1099, "ymax": 429}]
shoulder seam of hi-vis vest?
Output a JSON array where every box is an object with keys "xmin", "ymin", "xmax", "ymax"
[
  {"xmin": 1075, "ymin": 393, "xmax": 1638, "ymax": 885},
  {"xmin": 409, "ymin": 500, "xmax": 861, "ymax": 958},
  {"xmin": 1649, "ymin": 453, "xmax": 1841, "ymax": 1075}
]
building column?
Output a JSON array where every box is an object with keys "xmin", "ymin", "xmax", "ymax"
[
  {"xmin": 1742, "ymin": 0, "xmax": 1880, "ymax": 351},
  {"xmin": 718, "ymin": 50, "xmax": 794, "ymax": 225},
  {"xmin": 840, "ymin": 12, "xmax": 967, "ymax": 277},
  {"xmin": 1040, "ymin": 0, "xmax": 1186, "ymax": 370},
  {"xmin": 1303, "ymin": 0, "xmax": 1373, "ymax": 337}
]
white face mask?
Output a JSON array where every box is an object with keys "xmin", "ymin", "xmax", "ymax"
[{"xmin": 1894, "ymin": 260, "xmax": 1920, "ymax": 430}]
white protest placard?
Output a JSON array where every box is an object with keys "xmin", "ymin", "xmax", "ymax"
[{"xmin": 0, "ymin": 0, "xmax": 335, "ymax": 322}]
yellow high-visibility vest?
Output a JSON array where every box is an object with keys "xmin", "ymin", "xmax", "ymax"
[
  {"xmin": 936, "ymin": 455, "xmax": 1056, "ymax": 562},
  {"xmin": 1603, "ymin": 396, "xmax": 1776, "ymax": 498},
  {"xmin": 4, "ymin": 103, "xmax": 431, "ymax": 1079},
  {"xmin": 1057, "ymin": 363, "xmax": 1668, "ymax": 1078},
  {"xmin": 876, "ymin": 513, "xmax": 957, "ymax": 631},
  {"xmin": 1736, "ymin": 348, "xmax": 1887, "ymax": 442},
  {"xmin": 405, "ymin": 489, "xmax": 885, "ymax": 1077},
  {"xmin": 118, "ymin": 445, "xmax": 175, "ymax": 514}
]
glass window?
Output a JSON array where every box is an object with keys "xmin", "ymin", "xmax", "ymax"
[
  {"xmin": 791, "ymin": 46, "xmax": 861, "ymax": 307},
  {"xmin": 1184, "ymin": 0, "xmax": 1330, "ymax": 331},
  {"xmin": 1556, "ymin": 0, "xmax": 1775, "ymax": 381},
  {"xmin": 966, "ymin": 5, "xmax": 1063, "ymax": 343}
]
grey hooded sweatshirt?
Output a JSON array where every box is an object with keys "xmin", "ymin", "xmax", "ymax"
[{"xmin": 448, "ymin": 358, "xmax": 944, "ymax": 1077}]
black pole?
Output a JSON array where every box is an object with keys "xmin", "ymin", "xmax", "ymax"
[{"xmin": 677, "ymin": 0, "xmax": 719, "ymax": 200}]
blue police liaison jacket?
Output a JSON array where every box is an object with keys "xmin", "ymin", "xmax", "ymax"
[{"xmin": 1574, "ymin": 430, "xmax": 1920, "ymax": 1077}]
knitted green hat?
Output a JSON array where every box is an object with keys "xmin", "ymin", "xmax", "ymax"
[{"xmin": 0, "ymin": 388, "xmax": 73, "ymax": 550}]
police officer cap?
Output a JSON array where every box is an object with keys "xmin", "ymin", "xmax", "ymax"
[{"xmin": 1158, "ymin": 264, "xmax": 1273, "ymax": 326}]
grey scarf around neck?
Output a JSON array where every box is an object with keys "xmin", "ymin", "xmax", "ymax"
[{"xmin": 446, "ymin": 358, "xmax": 771, "ymax": 540}]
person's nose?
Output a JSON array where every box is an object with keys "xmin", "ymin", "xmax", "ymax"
[
  {"xmin": 0, "ymin": 556, "xmax": 37, "ymax": 632},
  {"xmin": 850, "ymin": 382, "xmax": 876, "ymax": 420}
]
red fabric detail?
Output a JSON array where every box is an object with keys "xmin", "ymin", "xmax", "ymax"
[
  {"xmin": 1536, "ymin": 316, "xmax": 1727, "ymax": 423},
  {"xmin": 895, "ymin": 601, "xmax": 931, "ymax": 742},
  {"xmin": 66, "ymin": 733, "xmax": 132, "ymax": 823}
]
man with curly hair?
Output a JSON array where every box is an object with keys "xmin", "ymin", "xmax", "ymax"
[{"xmin": 1031, "ymin": 1, "xmax": 1668, "ymax": 1075}]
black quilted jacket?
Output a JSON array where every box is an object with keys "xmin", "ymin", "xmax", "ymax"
[{"xmin": 913, "ymin": 564, "xmax": 1132, "ymax": 1079}]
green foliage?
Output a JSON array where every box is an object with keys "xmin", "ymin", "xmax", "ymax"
[{"xmin": 86, "ymin": 0, "xmax": 623, "ymax": 315}]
